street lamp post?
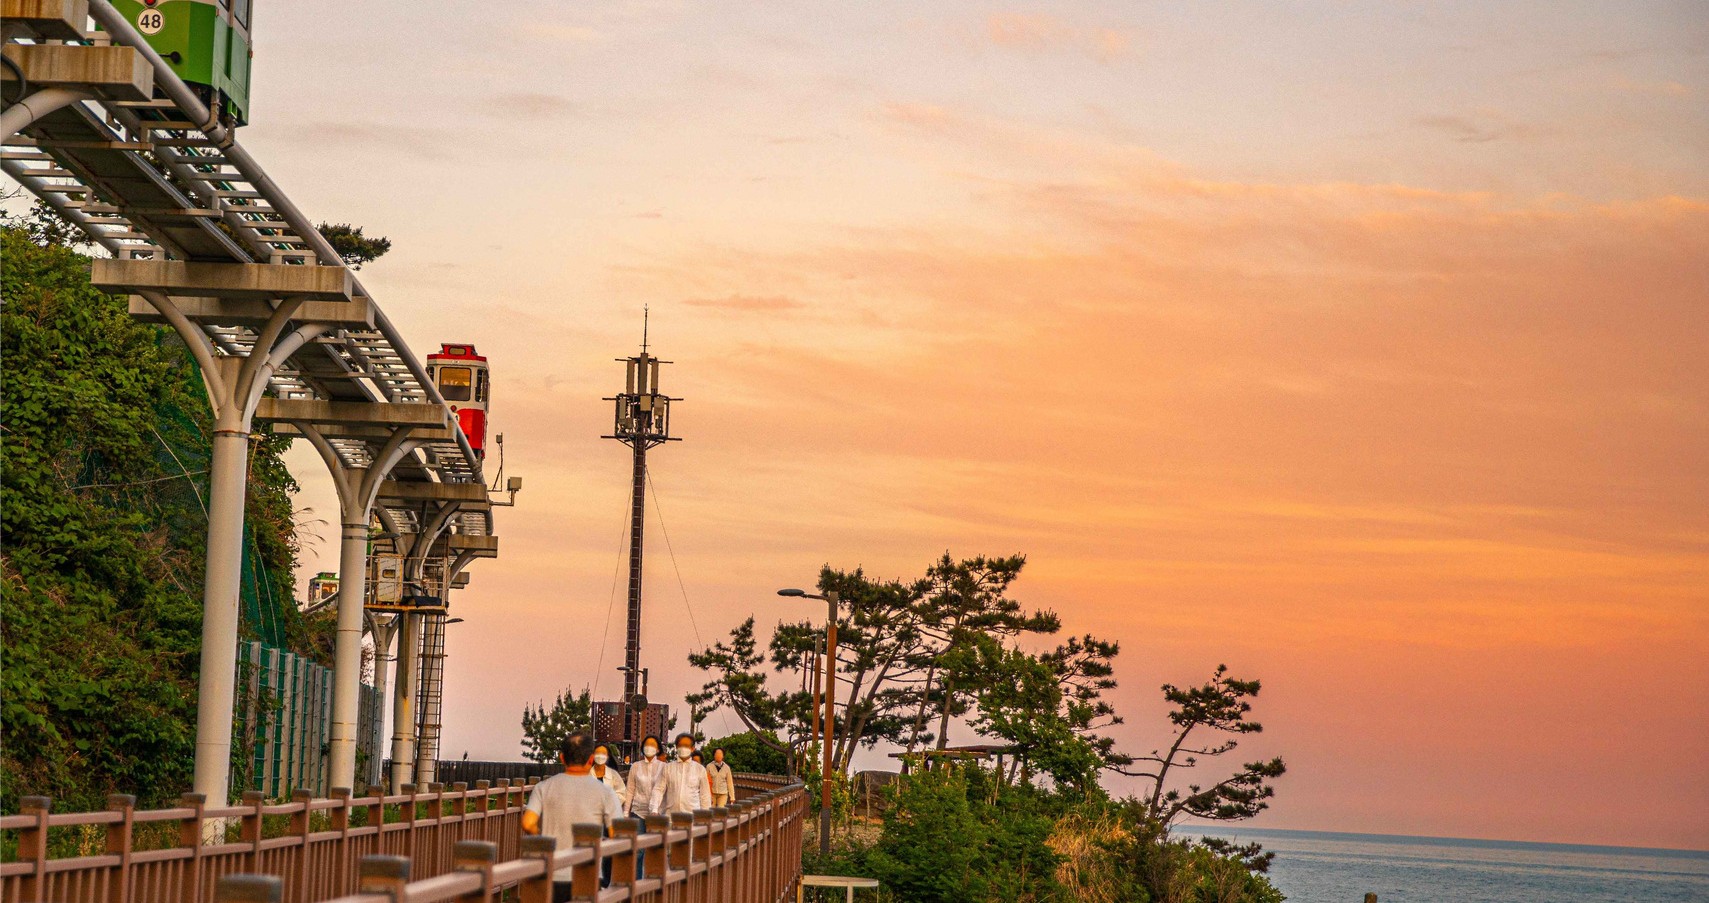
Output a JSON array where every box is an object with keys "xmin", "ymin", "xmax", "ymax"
[{"xmin": 779, "ymin": 587, "xmax": 839, "ymax": 857}]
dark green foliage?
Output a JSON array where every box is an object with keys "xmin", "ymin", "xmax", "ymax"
[
  {"xmin": 315, "ymin": 223, "xmax": 391, "ymax": 269},
  {"xmin": 689, "ymin": 555, "xmax": 1067, "ymax": 778},
  {"xmin": 0, "ymin": 225, "xmax": 309, "ymax": 810},
  {"xmin": 519, "ymin": 686, "xmax": 592, "ymax": 764},
  {"xmin": 1094, "ymin": 800, "xmax": 1285, "ymax": 903},
  {"xmin": 1120, "ymin": 665, "xmax": 1288, "ymax": 826},
  {"xmin": 4, "ymin": 199, "xmax": 93, "ymax": 251},
  {"xmin": 864, "ymin": 768, "xmax": 1009, "ymax": 902},
  {"xmin": 702, "ymin": 730, "xmax": 791, "ymax": 776},
  {"xmin": 852, "ymin": 767, "xmax": 1284, "ymax": 903}
]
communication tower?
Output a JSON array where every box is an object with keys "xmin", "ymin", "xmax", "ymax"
[{"xmin": 596, "ymin": 312, "xmax": 680, "ymax": 756}]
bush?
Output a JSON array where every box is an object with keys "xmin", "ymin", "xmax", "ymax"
[
  {"xmin": 0, "ymin": 225, "xmax": 309, "ymax": 811},
  {"xmin": 833, "ymin": 764, "xmax": 1284, "ymax": 903},
  {"xmin": 703, "ymin": 730, "xmax": 791, "ymax": 776}
]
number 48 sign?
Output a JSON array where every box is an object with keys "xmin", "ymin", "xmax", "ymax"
[{"xmin": 136, "ymin": 7, "xmax": 164, "ymax": 34}]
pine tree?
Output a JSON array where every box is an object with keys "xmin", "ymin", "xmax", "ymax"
[{"xmin": 520, "ymin": 687, "xmax": 593, "ymax": 764}]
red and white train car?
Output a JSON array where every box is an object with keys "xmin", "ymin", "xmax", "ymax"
[{"xmin": 427, "ymin": 343, "xmax": 489, "ymax": 458}]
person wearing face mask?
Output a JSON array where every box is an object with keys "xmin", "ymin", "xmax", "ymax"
[
  {"xmin": 625, "ymin": 735, "xmax": 667, "ymax": 881},
  {"xmin": 626, "ymin": 736, "xmax": 666, "ymax": 819},
  {"xmin": 591, "ymin": 744, "xmax": 628, "ymax": 810},
  {"xmin": 706, "ymin": 748, "xmax": 734, "ymax": 807},
  {"xmin": 652, "ymin": 733, "xmax": 714, "ymax": 815},
  {"xmin": 521, "ymin": 731, "xmax": 622, "ymax": 900}
]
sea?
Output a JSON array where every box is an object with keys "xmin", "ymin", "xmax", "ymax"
[{"xmin": 1178, "ymin": 826, "xmax": 1709, "ymax": 903}]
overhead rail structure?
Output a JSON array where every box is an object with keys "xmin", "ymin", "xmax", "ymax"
[{"xmin": 2, "ymin": 0, "xmax": 504, "ymax": 807}]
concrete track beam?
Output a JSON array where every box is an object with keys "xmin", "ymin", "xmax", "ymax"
[
  {"xmin": 128, "ymin": 294, "xmax": 375, "ymax": 328},
  {"xmin": 255, "ymin": 398, "xmax": 448, "ymax": 430},
  {"xmin": 436, "ymin": 534, "xmax": 499, "ymax": 554},
  {"xmin": 376, "ymin": 480, "xmax": 490, "ymax": 504},
  {"xmin": 272, "ymin": 421, "xmax": 457, "ymax": 443},
  {"xmin": 92, "ymin": 258, "xmax": 354, "ymax": 302},
  {"xmin": 1, "ymin": 0, "xmax": 90, "ymax": 40},
  {"xmin": 0, "ymin": 43, "xmax": 150, "ymax": 102}
]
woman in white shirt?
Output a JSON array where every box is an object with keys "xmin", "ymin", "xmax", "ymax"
[
  {"xmin": 626, "ymin": 736, "xmax": 667, "ymax": 818},
  {"xmin": 591, "ymin": 744, "xmax": 627, "ymax": 810}
]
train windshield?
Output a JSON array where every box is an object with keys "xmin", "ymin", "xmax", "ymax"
[{"xmin": 439, "ymin": 367, "xmax": 473, "ymax": 401}]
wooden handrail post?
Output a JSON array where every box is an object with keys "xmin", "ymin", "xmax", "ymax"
[
  {"xmin": 729, "ymin": 801, "xmax": 749, "ymax": 901},
  {"xmin": 104, "ymin": 793, "xmax": 137, "ymax": 903},
  {"xmin": 693, "ymin": 809, "xmax": 713, "ymax": 866},
  {"xmin": 241, "ymin": 790, "xmax": 266, "ymax": 872},
  {"xmin": 452, "ymin": 839, "xmax": 498, "ymax": 900},
  {"xmin": 178, "ymin": 792, "xmax": 208, "ymax": 903},
  {"xmin": 19, "ymin": 795, "xmax": 50, "ymax": 903},
  {"xmin": 644, "ymin": 814, "xmax": 670, "ymax": 883},
  {"xmin": 610, "ymin": 817, "xmax": 640, "ymax": 892},
  {"xmin": 669, "ymin": 811, "xmax": 694, "ymax": 879},
  {"xmin": 357, "ymin": 855, "xmax": 410, "ymax": 899},
  {"xmin": 428, "ymin": 783, "xmax": 446, "ymax": 821},
  {"xmin": 517, "ymin": 835, "xmax": 557, "ymax": 903},
  {"xmin": 569, "ymin": 823, "xmax": 604, "ymax": 901},
  {"xmin": 214, "ymin": 874, "xmax": 282, "ymax": 902}
]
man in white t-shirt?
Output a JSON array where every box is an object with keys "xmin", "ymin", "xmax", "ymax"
[{"xmin": 523, "ymin": 731, "xmax": 623, "ymax": 901}]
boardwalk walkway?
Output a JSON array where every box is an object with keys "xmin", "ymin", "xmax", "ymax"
[{"xmin": 2, "ymin": 775, "xmax": 805, "ymax": 903}]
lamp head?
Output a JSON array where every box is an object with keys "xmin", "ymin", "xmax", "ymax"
[{"xmin": 776, "ymin": 588, "xmax": 807, "ymax": 597}]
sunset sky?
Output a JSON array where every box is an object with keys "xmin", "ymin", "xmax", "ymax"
[{"xmin": 253, "ymin": 2, "xmax": 1706, "ymax": 849}]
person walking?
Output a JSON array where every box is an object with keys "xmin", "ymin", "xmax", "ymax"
[
  {"xmin": 521, "ymin": 731, "xmax": 623, "ymax": 901},
  {"xmin": 626, "ymin": 736, "xmax": 666, "ymax": 818},
  {"xmin": 592, "ymin": 744, "xmax": 627, "ymax": 810},
  {"xmin": 626, "ymin": 735, "xmax": 667, "ymax": 878},
  {"xmin": 653, "ymin": 733, "xmax": 713, "ymax": 815},
  {"xmin": 707, "ymin": 748, "xmax": 734, "ymax": 807}
]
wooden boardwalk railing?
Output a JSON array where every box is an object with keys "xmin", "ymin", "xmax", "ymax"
[{"xmin": 1, "ymin": 775, "xmax": 806, "ymax": 903}]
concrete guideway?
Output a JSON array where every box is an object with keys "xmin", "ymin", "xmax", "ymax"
[{"xmin": 2, "ymin": 0, "xmax": 508, "ymax": 808}]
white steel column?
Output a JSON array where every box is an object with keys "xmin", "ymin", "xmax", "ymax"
[
  {"xmin": 117, "ymin": 287, "xmax": 322, "ymax": 830},
  {"xmin": 193, "ymin": 422, "xmax": 251, "ymax": 810},
  {"xmin": 330, "ymin": 522, "xmax": 370, "ymax": 787},
  {"xmin": 288, "ymin": 424, "xmax": 421, "ymax": 793},
  {"xmin": 389, "ymin": 612, "xmax": 421, "ymax": 789},
  {"xmin": 367, "ymin": 614, "xmax": 398, "ymax": 789}
]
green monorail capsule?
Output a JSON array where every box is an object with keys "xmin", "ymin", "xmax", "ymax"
[{"xmin": 109, "ymin": 0, "xmax": 254, "ymax": 126}]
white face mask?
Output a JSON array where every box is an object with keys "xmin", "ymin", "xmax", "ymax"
[
  {"xmin": 593, "ymin": 753, "xmax": 608, "ymax": 765},
  {"xmin": 643, "ymin": 746, "xmax": 659, "ymax": 759},
  {"xmin": 677, "ymin": 746, "xmax": 694, "ymax": 760}
]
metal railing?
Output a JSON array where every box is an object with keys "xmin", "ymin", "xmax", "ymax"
[{"xmin": 0, "ymin": 776, "xmax": 805, "ymax": 903}]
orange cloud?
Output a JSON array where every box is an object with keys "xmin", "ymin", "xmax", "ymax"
[
  {"xmin": 985, "ymin": 12, "xmax": 1133, "ymax": 63},
  {"xmin": 683, "ymin": 294, "xmax": 806, "ymax": 313}
]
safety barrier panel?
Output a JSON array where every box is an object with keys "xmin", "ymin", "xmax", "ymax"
[
  {"xmin": 236, "ymin": 643, "xmax": 384, "ymax": 799},
  {"xmin": 0, "ymin": 776, "xmax": 804, "ymax": 903}
]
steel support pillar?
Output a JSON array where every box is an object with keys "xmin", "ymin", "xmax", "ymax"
[
  {"xmin": 398, "ymin": 501, "xmax": 461, "ymax": 787},
  {"xmin": 286, "ymin": 423, "xmax": 421, "ymax": 793},
  {"xmin": 105, "ymin": 285, "xmax": 326, "ymax": 836},
  {"xmin": 367, "ymin": 614, "xmax": 398, "ymax": 789},
  {"xmin": 330, "ymin": 523, "xmax": 368, "ymax": 787},
  {"xmin": 193, "ymin": 423, "xmax": 249, "ymax": 812},
  {"xmin": 389, "ymin": 612, "xmax": 421, "ymax": 790}
]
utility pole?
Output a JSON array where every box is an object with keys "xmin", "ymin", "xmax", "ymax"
[{"xmin": 600, "ymin": 311, "xmax": 680, "ymax": 757}]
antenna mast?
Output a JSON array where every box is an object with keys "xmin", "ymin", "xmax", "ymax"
[{"xmin": 599, "ymin": 315, "xmax": 681, "ymax": 755}]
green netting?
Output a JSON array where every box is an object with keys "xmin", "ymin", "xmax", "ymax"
[{"xmin": 152, "ymin": 354, "xmax": 295, "ymax": 649}]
